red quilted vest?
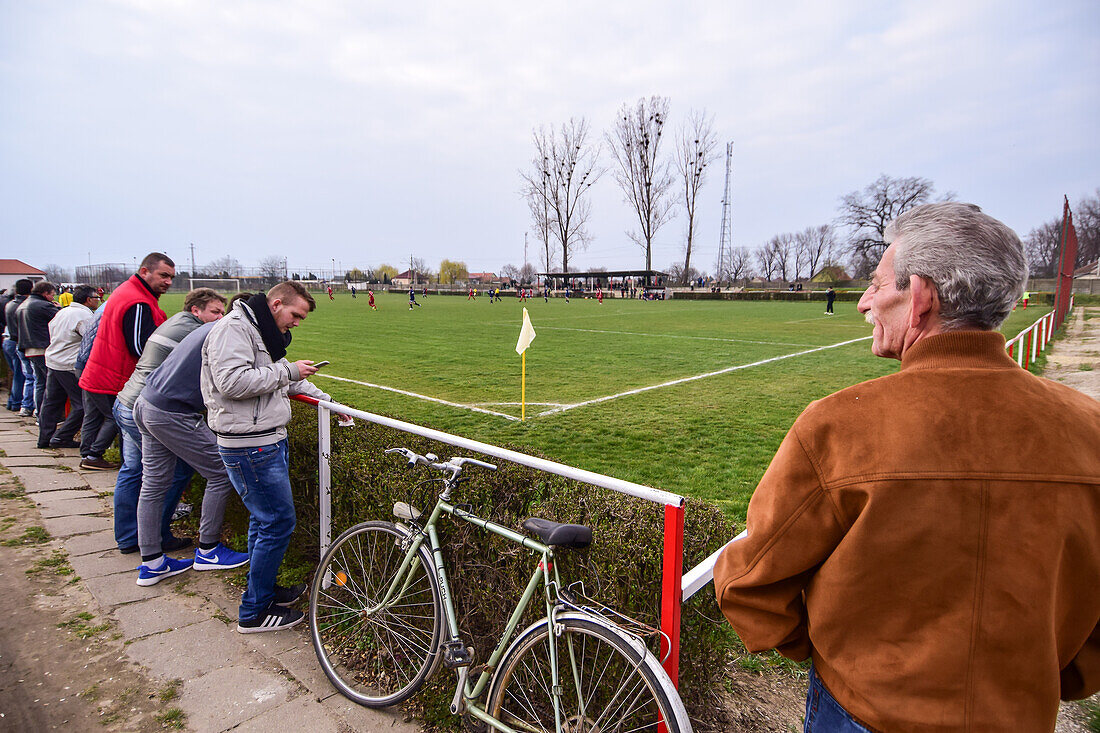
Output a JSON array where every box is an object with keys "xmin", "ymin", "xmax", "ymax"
[{"xmin": 78, "ymin": 275, "xmax": 167, "ymax": 395}]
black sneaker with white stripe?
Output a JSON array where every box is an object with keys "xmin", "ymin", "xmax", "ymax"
[
  {"xmin": 272, "ymin": 583, "xmax": 307, "ymax": 607},
  {"xmin": 237, "ymin": 605, "xmax": 304, "ymax": 634}
]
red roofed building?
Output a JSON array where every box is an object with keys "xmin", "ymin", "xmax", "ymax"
[{"xmin": 0, "ymin": 259, "xmax": 46, "ymax": 294}]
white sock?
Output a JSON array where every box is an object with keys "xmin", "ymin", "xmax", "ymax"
[
  {"xmin": 198, "ymin": 545, "xmax": 218, "ymax": 556},
  {"xmin": 142, "ymin": 555, "xmax": 165, "ymax": 570}
]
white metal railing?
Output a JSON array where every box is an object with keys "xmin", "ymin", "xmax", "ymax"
[{"xmin": 291, "ymin": 395, "xmax": 689, "ymax": 685}]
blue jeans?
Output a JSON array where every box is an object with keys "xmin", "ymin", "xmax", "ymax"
[
  {"xmin": 112, "ymin": 401, "xmax": 193, "ymax": 550},
  {"xmin": 219, "ymin": 440, "xmax": 295, "ymax": 621},
  {"xmin": 2, "ymin": 338, "xmax": 24, "ymax": 409},
  {"xmin": 16, "ymin": 350, "xmax": 35, "ymax": 410},
  {"xmin": 805, "ymin": 666, "xmax": 872, "ymax": 732}
]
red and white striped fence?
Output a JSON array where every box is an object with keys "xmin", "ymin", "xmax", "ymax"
[{"xmin": 1005, "ymin": 299, "xmax": 1071, "ymax": 370}]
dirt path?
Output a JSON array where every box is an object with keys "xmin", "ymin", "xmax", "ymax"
[{"xmin": 1041, "ymin": 305, "xmax": 1100, "ymax": 399}]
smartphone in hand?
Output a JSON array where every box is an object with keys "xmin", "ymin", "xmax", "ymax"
[{"xmin": 312, "ymin": 360, "xmax": 330, "ymax": 369}]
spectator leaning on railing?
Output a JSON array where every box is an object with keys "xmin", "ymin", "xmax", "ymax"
[
  {"xmin": 111, "ymin": 287, "xmax": 227, "ymax": 556},
  {"xmin": 201, "ymin": 281, "xmax": 335, "ymax": 633},
  {"xmin": 713, "ymin": 202, "xmax": 1100, "ymax": 732},
  {"xmin": 78, "ymin": 253, "xmax": 175, "ymax": 477},
  {"xmin": 130, "ymin": 295, "xmax": 255, "ymax": 587},
  {"xmin": 14, "ymin": 280, "xmax": 60, "ymax": 420},
  {"xmin": 38, "ymin": 285, "xmax": 100, "ymax": 449}
]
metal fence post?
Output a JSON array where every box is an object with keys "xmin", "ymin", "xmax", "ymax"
[
  {"xmin": 660, "ymin": 502, "xmax": 685, "ymax": 688},
  {"xmin": 318, "ymin": 404, "xmax": 331, "ymax": 559}
]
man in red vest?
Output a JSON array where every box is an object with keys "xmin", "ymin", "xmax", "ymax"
[{"xmin": 78, "ymin": 253, "xmax": 176, "ymax": 549}]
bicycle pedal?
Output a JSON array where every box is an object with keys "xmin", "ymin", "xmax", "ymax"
[{"xmin": 441, "ymin": 640, "xmax": 473, "ymax": 668}]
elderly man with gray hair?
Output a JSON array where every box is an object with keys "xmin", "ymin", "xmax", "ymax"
[{"xmin": 714, "ymin": 202, "xmax": 1100, "ymax": 731}]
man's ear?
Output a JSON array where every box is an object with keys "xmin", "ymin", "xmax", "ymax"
[{"xmin": 908, "ymin": 275, "xmax": 937, "ymax": 328}]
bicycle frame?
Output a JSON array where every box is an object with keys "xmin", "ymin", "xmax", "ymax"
[{"xmin": 379, "ymin": 489, "xmax": 566, "ymax": 733}]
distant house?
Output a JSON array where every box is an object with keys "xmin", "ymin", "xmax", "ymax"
[
  {"xmin": 0, "ymin": 259, "xmax": 46, "ymax": 294},
  {"xmin": 1075, "ymin": 260, "xmax": 1100, "ymax": 279},
  {"xmin": 810, "ymin": 265, "xmax": 851, "ymax": 283},
  {"xmin": 392, "ymin": 270, "xmax": 427, "ymax": 287},
  {"xmin": 467, "ymin": 272, "xmax": 496, "ymax": 285}
]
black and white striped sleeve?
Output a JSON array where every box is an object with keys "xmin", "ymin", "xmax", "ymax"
[{"xmin": 121, "ymin": 303, "xmax": 156, "ymax": 358}]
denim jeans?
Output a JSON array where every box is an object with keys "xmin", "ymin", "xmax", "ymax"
[
  {"xmin": 112, "ymin": 401, "xmax": 193, "ymax": 550},
  {"xmin": 27, "ymin": 354, "xmax": 47, "ymax": 413},
  {"xmin": 219, "ymin": 440, "xmax": 295, "ymax": 621},
  {"xmin": 16, "ymin": 350, "xmax": 35, "ymax": 410},
  {"xmin": 805, "ymin": 666, "xmax": 873, "ymax": 732},
  {"xmin": 2, "ymin": 338, "xmax": 25, "ymax": 410}
]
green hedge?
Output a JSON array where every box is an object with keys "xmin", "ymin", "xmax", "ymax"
[{"xmin": 272, "ymin": 402, "xmax": 738, "ymax": 729}]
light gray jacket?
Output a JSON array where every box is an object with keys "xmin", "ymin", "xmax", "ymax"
[{"xmin": 200, "ymin": 300, "xmax": 329, "ymax": 448}]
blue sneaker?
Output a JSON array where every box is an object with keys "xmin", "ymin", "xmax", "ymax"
[
  {"xmin": 136, "ymin": 556, "xmax": 193, "ymax": 586},
  {"xmin": 193, "ymin": 543, "xmax": 249, "ymax": 571}
]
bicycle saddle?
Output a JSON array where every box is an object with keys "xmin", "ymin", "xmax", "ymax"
[{"xmin": 521, "ymin": 518, "xmax": 592, "ymax": 550}]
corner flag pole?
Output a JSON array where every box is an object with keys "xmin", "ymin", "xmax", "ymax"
[{"xmin": 515, "ymin": 307, "xmax": 536, "ymax": 422}]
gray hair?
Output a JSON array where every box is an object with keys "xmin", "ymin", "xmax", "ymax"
[{"xmin": 886, "ymin": 202, "xmax": 1028, "ymax": 331}]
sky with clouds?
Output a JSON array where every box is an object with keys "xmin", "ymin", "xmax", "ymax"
[{"xmin": 1, "ymin": 0, "xmax": 1097, "ymax": 278}]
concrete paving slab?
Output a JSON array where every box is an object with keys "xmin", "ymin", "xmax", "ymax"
[
  {"xmin": 241, "ymin": 623, "xmax": 307, "ymax": 657},
  {"xmin": 323, "ymin": 693, "xmax": 423, "ymax": 732},
  {"xmin": 55, "ymin": 456, "xmax": 84, "ymax": 471},
  {"xmin": 0, "ymin": 454, "xmax": 65, "ymax": 467},
  {"xmin": 233, "ymin": 694, "xmax": 342, "ymax": 733},
  {"xmin": 8, "ymin": 465, "xmax": 89, "ymax": 493},
  {"xmin": 0, "ymin": 443, "xmax": 56, "ymax": 457},
  {"xmin": 39, "ymin": 497, "xmax": 107, "ymax": 518},
  {"xmin": 85, "ymin": 568, "xmax": 168, "ymax": 607},
  {"xmin": 77, "ymin": 470, "xmax": 118, "ymax": 492},
  {"xmin": 125, "ymin": 618, "xmax": 252, "ymax": 680},
  {"xmin": 111, "ymin": 594, "xmax": 216, "ymax": 640},
  {"xmin": 68, "ymin": 547, "xmax": 143, "ymax": 579},
  {"xmin": 42, "ymin": 513, "xmax": 111, "ymax": 538},
  {"xmin": 63, "ymin": 529, "xmax": 118, "ymax": 556},
  {"xmin": 274, "ymin": 643, "xmax": 333, "ymax": 699},
  {"xmin": 30, "ymin": 487, "xmax": 100, "ymax": 504},
  {"xmin": 176, "ymin": 664, "xmax": 295, "ymax": 733}
]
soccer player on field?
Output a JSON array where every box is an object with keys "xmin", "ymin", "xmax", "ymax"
[
  {"xmin": 326, "ymin": 285, "xmax": 334, "ymax": 301},
  {"xmin": 367, "ymin": 289, "xmax": 376, "ymax": 310}
]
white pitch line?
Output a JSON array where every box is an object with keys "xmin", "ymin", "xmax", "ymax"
[
  {"xmin": 315, "ymin": 373, "xmax": 520, "ymax": 421},
  {"xmin": 537, "ymin": 325, "xmax": 820, "ymax": 348},
  {"xmin": 470, "ymin": 402, "xmax": 570, "ymax": 407},
  {"xmin": 534, "ymin": 336, "xmax": 873, "ymax": 417}
]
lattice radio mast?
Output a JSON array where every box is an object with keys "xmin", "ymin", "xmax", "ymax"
[{"xmin": 717, "ymin": 142, "xmax": 733, "ymax": 284}]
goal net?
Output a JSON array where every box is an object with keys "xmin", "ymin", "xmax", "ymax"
[{"xmin": 189, "ymin": 278, "xmax": 241, "ymax": 293}]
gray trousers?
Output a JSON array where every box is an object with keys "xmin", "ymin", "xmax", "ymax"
[{"xmin": 133, "ymin": 396, "xmax": 237, "ymax": 557}]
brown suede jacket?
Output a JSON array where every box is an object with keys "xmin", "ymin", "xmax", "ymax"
[{"xmin": 714, "ymin": 330, "xmax": 1100, "ymax": 732}]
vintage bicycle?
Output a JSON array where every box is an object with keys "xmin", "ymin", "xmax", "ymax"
[{"xmin": 308, "ymin": 447, "xmax": 692, "ymax": 732}]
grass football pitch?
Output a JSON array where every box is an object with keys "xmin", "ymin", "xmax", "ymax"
[{"xmin": 161, "ymin": 290, "xmax": 1050, "ymax": 520}]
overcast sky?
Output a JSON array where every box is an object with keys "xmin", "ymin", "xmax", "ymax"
[{"xmin": 2, "ymin": 0, "xmax": 1097, "ymax": 278}]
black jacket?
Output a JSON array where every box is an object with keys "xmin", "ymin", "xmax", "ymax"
[{"xmin": 15, "ymin": 294, "xmax": 58, "ymax": 351}]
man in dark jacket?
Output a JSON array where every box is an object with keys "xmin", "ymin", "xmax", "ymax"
[
  {"xmin": 3, "ymin": 279, "xmax": 34, "ymax": 413},
  {"xmin": 14, "ymin": 280, "xmax": 59, "ymax": 416}
]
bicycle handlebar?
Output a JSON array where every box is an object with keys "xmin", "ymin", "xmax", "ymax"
[{"xmin": 385, "ymin": 447, "xmax": 497, "ymax": 474}]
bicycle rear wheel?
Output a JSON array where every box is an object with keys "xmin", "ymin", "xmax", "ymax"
[
  {"xmin": 487, "ymin": 613, "xmax": 691, "ymax": 733},
  {"xmin": 309, "ymin": 520, "xmax": 442, "ymax": 707}
]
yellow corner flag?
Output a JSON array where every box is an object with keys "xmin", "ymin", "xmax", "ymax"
[
  {"xmin": 516, "ymin": 307, "xmax": 536, "ymax": 354},
  {"xmin": 516, "ymin": 308, "xmax": 536, "ymax": 420}
]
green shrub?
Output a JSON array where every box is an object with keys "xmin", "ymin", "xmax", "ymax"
[{"xmin": 276, "ymin": 402, "xmax": 737, "ymax": 728}]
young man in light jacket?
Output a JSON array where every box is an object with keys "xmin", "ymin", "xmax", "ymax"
[
  {"xmin": 38, "ymin": 285, "xmax": 100, "ymax": 448},
  {"xmin": 200, "ymin": 281, "xmax": 330, "ymax": 633}
]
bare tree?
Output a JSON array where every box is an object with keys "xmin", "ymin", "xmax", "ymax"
[
  {"xmin": 837, "ymin": 174, "xmax": 936, "ymax": 276},
  {"xmin": 795, "ymin": 225, "xmax": 837, "ymax": 281},
  {"xmin": 520, "ymin": 119, "xmax": 603, "ymax": 274},
  {"xmin": 756, "ymin": 241, "xmax": 779, "ymax": 281},
  {"xmin": 1075, "ymin": 189, "xmax": 1100, "ymax": 267},
  {"xmin": 674, "ymin": 109, "xmax": 718, "ymax": 283},
  {"xmin": 409, "ymin": 257, "xmax": 434, "ymax": 283},
  {"xmin": 41, "ymin": 264, "xmax": 71, "ymax": 283},
  {"xmin": 1025, "ymin": 220, "xmax": 1063, "ymax": 278},
  {"xmin": 769, "ymin": 233, "xmax": 796, "ymax": 282},
  {"xmin": 523, "ymin": 165, "xmax": 556, "ymax": 273},
  {"xmin": 208, "ymin": 256, "xmax": 242, "ymax": 277},
  {"xmin": 606, "ymin": 96, "xmax": 676, "ymax": 272},
  {"xmin": 258, "ymin": 256, "xmax": 286, "ymax": 284},
  {"xmin": 728, "ymin": 246, "xmax": 752, "ymax": 284},
  {"xmin": 499, "ymin": 264, "xmax": 521, "ymax": 284}
]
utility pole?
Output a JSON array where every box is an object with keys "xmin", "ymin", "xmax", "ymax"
[
  {"xmin": 524, "ymin": 232, "xmax": 528, "ymax": 280},
  {"xmin": 717, "ymin": 142, "xmax": 734, "ymax": 285},
  {"xmin": 190, "ymin": 243, "xmax": 196, "ymax": 278}
]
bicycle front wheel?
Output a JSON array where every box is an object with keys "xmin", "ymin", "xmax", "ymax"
[
  {"xmin": 487, "ymin": 614, "xmax": 691, "ymax": 733},
  {"xmin": 309, "ymin": 520, "xmax": 442, "ymax": 707}
]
